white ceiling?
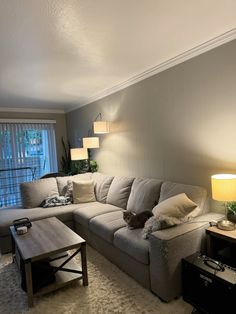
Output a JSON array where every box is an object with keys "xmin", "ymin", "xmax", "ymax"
[{"xmin": 0, "ymin": 0, "xmax": 235, "ymax": 113}]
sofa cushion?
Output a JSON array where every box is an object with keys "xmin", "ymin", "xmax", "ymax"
[
  {"xmin": 0, "ymin": 204, "xmax": 79, "ymax": 236},
  {"xmin": 20, "ymin": 178, "xmax": 59, "ymax": 209},
  {"xmin": 89, "ymin": 211, "xmax": 126, "ymax": 243},
  {"xmin": 159, "ymin": 181, "xmax": 208, "ymax": 217},
  {"xmin": 92, "ymin": 172, "xmax": 114, "ymax": 203},
  {"xmin": 73, "ymin": 202, "xmax": 122, "ymax": 227},
  {"xmin": 114, "ymin": 227, "xmax": 150, "ymax": 265},
  {"xmin": 56, "ymin": 173, "xmax": 92, "ymax": 196},
  {"xmin": 72, "ymin": 180, "xmax": 96, "ymax": 203},
  {"xmin": 106, "ymin": 176, "xmax": 135, "ymax": 209},
  {"xmin": 127, "ymin": 178, "xmax": 162, "ymax": 213}
]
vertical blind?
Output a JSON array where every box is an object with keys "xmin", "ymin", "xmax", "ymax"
[{"xmin": 0, "ymin": 121, "xmax": 58, "ymax": 207}]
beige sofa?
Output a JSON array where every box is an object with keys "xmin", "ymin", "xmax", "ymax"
[{"xmin": 0, "ymin": 172, "xmax": 223, "ymax": 302}]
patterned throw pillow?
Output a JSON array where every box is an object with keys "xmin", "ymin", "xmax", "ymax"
[
  {"xmin": 65, "ymin": 180, "xmax": 73, "ymax": 201},
  {"xmin": 142, "ymin": 215, "xmax": 188, "ymax": 239}
]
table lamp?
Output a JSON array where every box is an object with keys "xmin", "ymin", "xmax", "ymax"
[{"xmin": 211, "ymin": 174, "xmax": 236, "ymax": 230}]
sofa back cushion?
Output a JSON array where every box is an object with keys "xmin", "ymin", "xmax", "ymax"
[
  {"xmin": 56, "ymin": 173, "xmax": 92, "ymax": 196},
  {"xmin": 92, "ymin": 172, "xmax": 114, "ymax": 203},
  {"xmin": 20, "ymin": 178, "xmax": 59, "ymax": 209},
  {"xmin": 106, "ymin": 176, "xmax": 134, "ymax": 209},
  {"xmin": 127, "ymin": 178, "xmax": 162, "ymax": 213},
  {"xmin": 158, "ymin": 181, "xmax": 208, "ymax": 217}
]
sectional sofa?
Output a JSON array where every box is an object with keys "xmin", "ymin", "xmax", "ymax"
[{"xmin": 0, "ymin": 172, "xmax": 223, "ymax": 301}]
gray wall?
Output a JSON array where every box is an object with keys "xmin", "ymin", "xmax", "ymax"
[
  {"xmin": 66, "ymin": 39, "xmax": 236, "ymax": 199},
  {"xmin": 0, "ymin": 111, "xmax": 67, "ymax": 169}
]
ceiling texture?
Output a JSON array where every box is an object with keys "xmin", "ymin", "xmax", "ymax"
[{"xmin": 0, "ymin": 0, "xmax": 236, "ymax": 113}]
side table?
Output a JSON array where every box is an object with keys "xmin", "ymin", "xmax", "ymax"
[{"xmin": 206, "ymin": 226, "xmax": 236, "ymax": 267}]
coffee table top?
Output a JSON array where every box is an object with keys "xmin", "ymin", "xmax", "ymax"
[{"xmin": 10, "ymin": 217, "xmax": 85, "ymax": 261}]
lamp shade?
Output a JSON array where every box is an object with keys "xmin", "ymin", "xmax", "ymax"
[
  {"xmin": 211, "ymin": 174, "xmax": 236, "ymax": 201},
  {"xmin": 83, "ymin": 137, "xmax": 99, "ymax": 148},
  {"xmin": 70, "ymin": 148, "xmax": 88, "ymax": 160},
  {"xmin": 93, "ymin": 121, "xmax": 109, "ymax": 134}
]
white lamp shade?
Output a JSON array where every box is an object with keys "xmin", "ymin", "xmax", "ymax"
[
  {"xmin": 83, "ymin": 137, "xmax": 99, "ymax": 148},
  {"xmin": 211, "ymin": 174, "xmax": 236, "ymax": 201},
  {"xmin": 70, "ymin": 148, "xmax": 88, "ymax": 160},
  {"xmin": 93, "ymin": 121, "xmax": 109, "ymax": 134}
]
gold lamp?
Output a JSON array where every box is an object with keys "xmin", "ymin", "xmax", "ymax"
[{"xmin": 211, "ymin": 174, "xmax": 236, "ymax": 230}]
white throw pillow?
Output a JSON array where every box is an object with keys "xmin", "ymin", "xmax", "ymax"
[
  {"xmin": 72, "ymin": 180, "xmax": 96, "ymax": 204},
  {"xmin": 152, "ymin": 193, "xmax": 197, "ymax": 219}
]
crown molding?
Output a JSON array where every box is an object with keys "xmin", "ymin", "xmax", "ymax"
[
  {"xmin": 66, "ymin": 28, "xmax": 236, "ymax": 113},
  {"xmin": 0, "ymin": 107, "xmax": 65, "ymax": 114},
  {"xmin": 0, "ymin": 118, "xmax": 56, "ymax": 123}
]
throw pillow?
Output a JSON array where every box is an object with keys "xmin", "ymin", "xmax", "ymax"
[
  {"xmin": 142, "ymin": 215, "xmax": 188, "ymax": 239},
  {"xmin": 72, "ymin": 180, "xmax": 96, "ymax": 204},
  {"xmin": 65, "ymin": 180, "xmax": 73, "ymax": 201},
  {"xmin": 152, "ymin": 193, "xmax": 197, "ymax": 219},
  {"xmin": 41, "ymin": 196, "xmax": 71, "ymax": 208}
]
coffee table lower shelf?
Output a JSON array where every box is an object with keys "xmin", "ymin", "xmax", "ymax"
[{"xmin": 35, "ymin": 257, "xmax": 83, "ymax": 297}]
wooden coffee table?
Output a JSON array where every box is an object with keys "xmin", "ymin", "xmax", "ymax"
[{"xmin": 10, "ymin": 217, "xmax": 88, "ymax": 307}]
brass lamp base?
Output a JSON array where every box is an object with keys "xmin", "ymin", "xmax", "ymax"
[{"xmin": 216, "ymin": 219, "xmax": 235, "ymax": 231}]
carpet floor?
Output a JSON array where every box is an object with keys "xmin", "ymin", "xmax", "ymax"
[{"xmin": 0, "ymin": 246, "xmax": 193, "ymax": 314}]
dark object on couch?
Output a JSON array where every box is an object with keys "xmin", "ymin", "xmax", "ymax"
[
  {"xmin": 123, "ymin": 210, "xmax": 153, "ymax": 229},
  {"xmin": 13, "ymin": 217, "xmax": 32, "ymax": 231}
]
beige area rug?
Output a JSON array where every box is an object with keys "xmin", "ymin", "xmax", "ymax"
[{"xmin": 0, "ymin": 246, "xmax": 193, "ymax": 314}]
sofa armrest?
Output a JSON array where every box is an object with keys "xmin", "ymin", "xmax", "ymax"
[{"xmin": 148, "ymin": 213, "xmax": 223, "ymax": 301}]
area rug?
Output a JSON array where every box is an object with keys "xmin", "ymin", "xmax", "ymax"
[{"xmin": 0, "ymin": 246, "xmax": 192, "ymax": 314}]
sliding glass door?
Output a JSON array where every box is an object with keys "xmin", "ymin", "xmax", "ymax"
[{"xmin": 0, "ymin": 121, "xmax": 58, "ymax": 207}]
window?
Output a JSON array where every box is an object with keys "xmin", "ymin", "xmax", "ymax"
[{"xmin": 0, "ymin": 120, "xmax": 58, "ymax": 207}]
